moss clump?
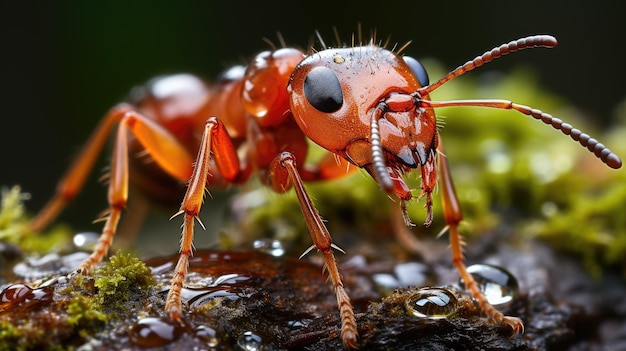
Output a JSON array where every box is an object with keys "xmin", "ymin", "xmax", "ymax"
[
  {"xmin": 0, "ymin": 186, "xmax": 30, "ymax": 239},
  {"xmin": 0, "ymin": 251, "xmax": 158, "ymax": 350},
  {"xmin": 94, "ymin": 251, "xmax": 157, "ymax": 311},
  {"xmin": 67, "ymin": 293, "xmax": 108, "ymax": 338},
  {"xmin": 0, "ymin": 321, "xmax": 22, "ymax": 351},
  {"xmin": 527, "ymin": 177, "xmax": 626, "ymax": 276},
  {"xmin": 0, "ymin": 185, "xmax": 72, "ymax": 255},
  {"xmin": 0, "ymin": 318, "xmax": 69, "ymax": 351}
]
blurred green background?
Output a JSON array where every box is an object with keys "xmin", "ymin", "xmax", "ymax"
[{"xmin": 1, "ymin": 1, "xmax": 624, "ymax": 236}]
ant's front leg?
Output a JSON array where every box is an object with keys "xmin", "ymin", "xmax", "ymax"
[
  {"xmin": 437, "ymin": 135, "xmax": 524, "ymax": 333},
  {"xmin": 269, "ymin": 151, "xmax": 358, "ymax": 349}
]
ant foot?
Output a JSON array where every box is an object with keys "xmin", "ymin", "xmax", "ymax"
[
  {"xmin": 68, "ymin": 266, "xmax": 89, "ymax": 278},
  {"xmin": 341, "ymin": 330, "xmax": 358, "ymax": 349},
  {"xmin": 501, "ymin": 315, "xmax": 524, "ymax": 334}
]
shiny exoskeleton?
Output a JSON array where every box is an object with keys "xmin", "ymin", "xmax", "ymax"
[{"xmin": 29, "ymin": 34, "xmax": 622, "ymax": 348}]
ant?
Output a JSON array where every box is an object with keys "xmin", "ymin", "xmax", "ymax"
[{"xmin": 27, "ymin": 33, "xmax": 622, "ymax": 348}]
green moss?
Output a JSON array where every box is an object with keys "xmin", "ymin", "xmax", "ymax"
[
  {"xmin": 0, "ymin": 185, "xmax": 72, "ymax": 255},
  {"xmin": 0, "ymin": 319, "xmax": 68, "ymax": 351},
  {"xmin": 67, "ymin": 293, "xmax": 108, "ymax": 338},
  {"xmin": 526, "ymin": 173, "xmax": 626, "ymax": 276},
  {"xmin": 0, "ymin": 186, "xmax": 29, "ymax": 240},
  {"xmin": 0, "ymin": 321, "xmax": 21, "ymax": 351},
  {"xmin": 94, "ymin": 251, "xmax": 157, "ymax": 311}
]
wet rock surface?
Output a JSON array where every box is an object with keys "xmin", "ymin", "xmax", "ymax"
[{"xmin": 1, "ymin": 230, "xmax": 624, "ymax": 350}]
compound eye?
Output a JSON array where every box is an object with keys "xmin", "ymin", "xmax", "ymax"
[
  {"xmin": 403, "ymin": 56, "xmax": 429, "ymax": 87},
  {"xmin": 303, "ymin": 66, "xmax": 343, "ymax": 113}
]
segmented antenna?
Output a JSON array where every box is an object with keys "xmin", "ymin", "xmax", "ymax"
[
  {"xmin": 420, "ymin": 35, "xmax": 557, "ymax": 95},
  {"xmin": 417, "ymin": 35, "xmax": 622, "ymax": 169},
  {"xmin": 422, "ymin": 99, "xmax": 622, "ymax": 169}
]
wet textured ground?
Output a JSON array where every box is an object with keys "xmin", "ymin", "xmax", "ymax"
[{"xmin": 1, "ymin": 227, "xmax": 625, "ymax": 350}]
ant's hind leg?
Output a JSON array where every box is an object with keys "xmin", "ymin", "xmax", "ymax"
[
  {"xmin": 29, "ymin": 104, "xmax": 132, "ymax": 234},
  {"xmin": 76, "ymin": 109, "xmax": 196, "ymax": 273}
]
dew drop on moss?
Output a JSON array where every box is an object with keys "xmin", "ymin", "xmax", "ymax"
[{"xmin": 405, "ymin": 287, "xmax": 458, "ymax": 319}]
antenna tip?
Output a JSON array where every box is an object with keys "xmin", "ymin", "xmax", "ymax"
[
  {"xmin": 545, "ymin": 35, "xmax": 558, "ymax": 47},
  {"xmin": 531, "ymin": 34, "xmax": 558, "ymax": 48},
  {"xmin": 606, "ymin": 153, "xmax": 623, "ymax": 169}
]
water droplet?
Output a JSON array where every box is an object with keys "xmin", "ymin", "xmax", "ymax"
[
  {"xmin": 195, "ymin": 325, "xmax": 219, "ymax": 347},
  {"xmin": 405, "ymin": 287, "xmax": 458, "ymax": 319},
  {"xmin": 73, "ymin": 231, "xmax": 99, "ymax": 251},
  {"xmin": 373, "ymin": 273, "xmax": 399, "ymax": 292},
  {"xmin": 183, "ymin": 286, "xmax": 244, "ymax": 309},
  {"xmin": 0, "ymin": 283, "xmax": 53, "ymax": 311},
  {"xmin": 13, "ymin": 252, "xmax": 89, "ymax": 279},
  {"xmin": 252, "ymin": 239, "xmax": 285, "ymax": 257},
  {"xmin": 0, "ymin": 284, "xmax": 31, "ymax": 305},
  {"xmin": 130, "ymin": 317, "xmax": 185, "ymax": 347},
  {"xmin": 211, "ymin": 273, "xmax": 248, "ymax": 286},
  {"xmin": 237, "ymin": 331, "xmax": 264, "ymax": 351},
  {"xmin": 180, "ymin": 273, "xmax": 251, "ymax": 309},
  {"xmin": 460, "ymin": 264, "xmax": 519, "ymax": 305}
]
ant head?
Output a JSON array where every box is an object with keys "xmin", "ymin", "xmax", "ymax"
[{"xmin": 289, "ymin": 45, "xmax": 439, "ymax": 184}]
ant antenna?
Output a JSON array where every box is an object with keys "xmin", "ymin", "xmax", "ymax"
[
  {"xmin": 421, "ymin": 35, "xmax": 557, "ymax": 95},
  {"xmin": 417, "ymin": 35, "xmax": 622, "ymax": 169}
]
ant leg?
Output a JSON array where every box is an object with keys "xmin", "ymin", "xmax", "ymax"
[
  {"xmin": 29, "ymin": 104, "xmax": 133, "ymax": 233},
  {"xmin": 76, "ymin": 110, "xmax": 196, "ymax": 273},
  {"xmin": 437, "ymin": 136, "xmax": 524, "ymax": 333},
  {"xmin": 165, "ymin": 117, "xmax": 243, "ymax": 319},
  {"xmin": 270, "ymin": 151, "xmax": 358, "ymax": 349}
]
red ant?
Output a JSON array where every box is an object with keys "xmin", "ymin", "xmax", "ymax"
[{"xmin": 28, "ymin": 33, "xmax": 622, "ymax": 348}]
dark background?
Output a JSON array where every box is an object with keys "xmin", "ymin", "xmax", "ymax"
[{"xmin": 1, "ymin": 1, "xmax": 624, "ymax": 236}]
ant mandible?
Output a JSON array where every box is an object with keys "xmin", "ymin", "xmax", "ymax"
[{"xmin": 28, "ymin": 33, "xmax": 622, "ymax": 348}]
